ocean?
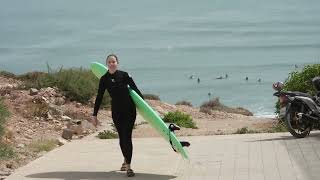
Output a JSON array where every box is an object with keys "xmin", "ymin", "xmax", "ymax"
[{"xmin": 1, "ymin": 0, "xmax": 320, "ymax": 117}]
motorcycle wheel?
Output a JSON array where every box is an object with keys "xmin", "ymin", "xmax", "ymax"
[{"xmin": 285, "ymin": 104, "xmax": 311, "ymax": 138}]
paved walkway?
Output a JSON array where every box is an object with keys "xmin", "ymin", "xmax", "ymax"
[{"xmin": 7, "ymin": 132, "xmax": 320, "ymax": 180}]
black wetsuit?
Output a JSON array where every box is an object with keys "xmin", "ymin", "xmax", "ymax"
[{"xmin": 93, "ymin": 70, "xmax": 143, "ymax": 164}]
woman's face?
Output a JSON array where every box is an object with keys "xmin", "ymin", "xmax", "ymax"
[{"xmin": 106, "ymin": 56, "xmax": 118, "ymax": 72}]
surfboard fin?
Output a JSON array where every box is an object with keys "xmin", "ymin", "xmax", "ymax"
[
  {"xmin": 168, "ymin": 123, "xmax": 180, "ymax": 132},
  {"xmin": 180, "ymin": 141, "xmax": 190, "ymax": 147}
]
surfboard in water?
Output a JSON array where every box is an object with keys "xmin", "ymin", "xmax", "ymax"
[{"xmin": 90, "ymin": 62, "xmax": 190, "ymax": 159}]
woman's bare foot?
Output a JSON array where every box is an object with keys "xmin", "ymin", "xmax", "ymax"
[{"xmin": 89, "ymin": 116, "xmax": 99, "ymax": 128}]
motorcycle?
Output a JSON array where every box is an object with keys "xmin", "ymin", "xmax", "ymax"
[{"xmin": 272, "ymin": 77, "xmax": 320, "ymax": 138}]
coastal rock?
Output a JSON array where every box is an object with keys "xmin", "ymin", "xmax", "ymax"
[
  {"xmin": 24, "ymin": 134, "xmax": 32, "ymax": 139},
  {"xmin": 57, "ymin": 138, "xmax": 68, "ymax": 146},
  {"xmin": 82, "ymin": 121, "xmax": 95, "ymax": 130},
  {"xmin": 40, "ymin": 87, "xmax": 55, "ymax": 97},
  {"xmin": 52, "ymin": 119, "xmax": 60, "ymax": 124},
  {"xmin": 37, "ymin": 151, "xmax": 47, "ymax": 158},
  {"xmin": 0, "ymin": 83, "xmax": 14, "ymax": 90},
  {"xmin": 61, "ymin": 115, "xmax": 71, "ymax": 121},
  {"xmin": 71, "ymin": 124, "xmax": 83, "ymax": 135},
  {"xmin": 29, "ymin": 88, "xmax": 39, "ymax": 96},
  {"xmin": 54, "ymin": 125, "xmax": 63, "ymax": 131},
  {"xmin": 47, "ymin": 112, "xmax": 53, "ymax": 120},
  {"xmin": 41, "ymin": 96, "xmax": 49, "ymax": 104},
  {"xmin": 0, "ymin": 84, "xmax": 14, "ymax": 96},
  {"xmin": 234, "ymin": 107, "xmax": 254, "ymax": 116},
  {"xmin": 4, "ymin": 127, "xmax": 15, "ymax": 142},
  {"xmin": 200, "ymin": 107, "xmax": 212, "ymax": 115},
  {"xmin": 154, "ymin": 106, "xmax": 166, "ymax": 115},
  {"xmin": 5, "ymin": 163, "xmax": 13, "ymax": 169},
  {"xmin": 48, "ymin": 104, "xmax": 64, "ymax": 116},
  {"xmin": 6, "ymin": 84, "xmax": 13, "ymax": 89},
  {"xmin": 0, "ymin": 170, "xmax": 11, "ymax": 176},
  {"xmin": 34, "ymin": 87, "xmax": 66, "ymax": 105},
  {"xmin": 54, "ymin": 97, "xmax": 65, "ymax": 105},
  {"xmin": 16, "ymin": 143, "xmax": 25, "ymax": 149},
  {"xmin": 62, "ymin": 128, "xmax": 73, "ymax": 140}
]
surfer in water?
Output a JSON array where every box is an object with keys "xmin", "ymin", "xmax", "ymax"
[
  {"xmin": 189, "ymin": 75, "xmax": 195, "ymax": 79},
  {"xmin": 91, "ymin": 54, "xmax": 143, "ymax": 177}
]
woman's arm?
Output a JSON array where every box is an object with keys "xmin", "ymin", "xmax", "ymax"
[
  {"xmin": 93, "ymin": 76, "xmax": 106, "ymax": 116},
  {"xmin": 126, "ymin": 73, "xmax": 144, "ymax": 99}
]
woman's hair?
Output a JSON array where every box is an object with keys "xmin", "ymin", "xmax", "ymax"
[{"xmin": 106, "ymin": 54, "xmax": 119, "ymax": 63}]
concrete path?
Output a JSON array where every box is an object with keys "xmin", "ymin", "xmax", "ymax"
[{"xmin": 7, "ymin": 132, "xmax": 320, "ymax": 180}]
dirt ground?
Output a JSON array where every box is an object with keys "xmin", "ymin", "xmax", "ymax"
[{"xmin": 0, "ymin": 76, "xmax": 277, "ymax": 178}]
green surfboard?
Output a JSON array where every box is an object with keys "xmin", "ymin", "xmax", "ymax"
[{"xmin": 90, "ymin": 62, "xmax": 189, "ymax": 159}]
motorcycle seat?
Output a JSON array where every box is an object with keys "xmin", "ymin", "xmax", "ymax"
[{"xmin": 287, "ymin": 91, "xmax": 313, "ymax": 99}]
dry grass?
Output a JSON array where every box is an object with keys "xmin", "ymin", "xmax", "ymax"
[
  {"xmin": 175, "ymin": 101, "xmax": 193, "ymax": 107},
  {"xmin": 28, "ymin": 138, "xmax": 59, "ymax": 153}
]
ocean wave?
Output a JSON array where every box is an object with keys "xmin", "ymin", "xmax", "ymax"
[
  {"xmin": 172, "ymin": 19, "xmax": 320, "ymax": 29},
  {"xmin": 125, "ymin": 43, "xmax": 320, "ymax": 52},
  {"xmin": 254, "ymin": 114, "xmax": 277, "ymax": 118}
]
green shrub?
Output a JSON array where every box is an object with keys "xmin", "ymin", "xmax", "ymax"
[
  {"xmin": 233, "ymin": 123, "xmax": 287, "ymax": 134},
  {"xmin": 16, "ymin": 71, "xmax": 47, "ymax": 81},
  {"xmin": 266, "ymin": 122, "xmax": 287, "ymax": 133},
  {"xmin": 143, "ymin": 94, "xmax": 160, "ymax": 100},
  {"xmin": 200, "ymin": 98, "xmax": 253, "ymax": 116},
  {"xmin": 275, "ymin": 64, "xmax": 320, "ymax": 115},
  {"xmin": 283, "ymin": 64, "xmax": 320, "ymax": 94},
  {"xmin": 0, "ymin": 143, "xmax": 15, "ymax": 160},
  {"xmin": 163, "ymin": 111, "xmax": 197, "ymax": 129},
  {"xmin": 0, "ymin": 98, "xmax": 9, "ymax": 138},
  {"xmin": 97, "ymin": 130, "xmax": 118, "ymax": 139},
  {"xmin": 200, "ymin": 98, "xmax": 221, "ymax": 109},
  {"xmin": 0, "ymin": 71, "xmax": 16, "ymax": 78},
  {"xmin": 17, "ymin": 65, "xmax": 111, "ymax": 106}
]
